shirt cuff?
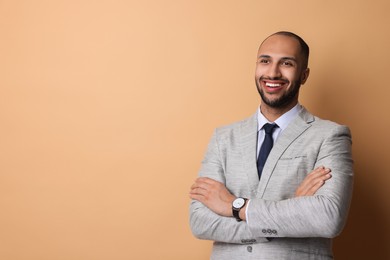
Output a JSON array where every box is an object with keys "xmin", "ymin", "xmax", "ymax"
[{"xmin": 245, "ymin": 199, "xmax": 251, "ymax": 224}]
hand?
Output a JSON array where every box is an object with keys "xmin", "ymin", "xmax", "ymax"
[
  {"xmin": 295, "ymin": 166, "xmax": 332, "ymax": 197},
  {"xmin": 189, "ymin": 177, "xmax": 236, "ymax": 217}
]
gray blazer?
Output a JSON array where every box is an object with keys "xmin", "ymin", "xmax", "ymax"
[{"xmin": 190, "ymin": 107, "xmax": 353, "ymax": 260}]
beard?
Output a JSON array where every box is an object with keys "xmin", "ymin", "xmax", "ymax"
[{"xmin": 256, "ymin": 76, "xmax": 301, "ymax": 108}]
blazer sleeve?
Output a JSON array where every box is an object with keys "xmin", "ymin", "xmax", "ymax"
[
  {"xmin": 189, "ymin": 130, "xmax": 267, "ymax": 244},
  {"xmin": 247, "ymin": 124, "xmax": 354, "ymax": 238}
]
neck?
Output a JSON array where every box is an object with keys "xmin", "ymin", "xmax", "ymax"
[{"xmin": 260, "ymin": 101, "xmax": 298, "ymax": 122}]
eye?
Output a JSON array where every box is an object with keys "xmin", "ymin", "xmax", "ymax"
[
  {"xmin": 281, "ymin": 60, "xmax": 294, "ymax": 67},
  {"xmin": 258, "ymin": 59, "xmax": 270, "ymax": 64}
]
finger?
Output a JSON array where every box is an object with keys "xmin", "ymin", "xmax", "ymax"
[
  {"xmin": 190, "ymin": 182, "xmax": 200, "ymax": 190},
  {"xmin": 302, "ymin": 172, "xmax": 332, "ymax": 196},
  {"xmin": 191, "ymin": 178, "xmax": 212, "ymax": 189},
  {"xmin": 308, "ymin": 166, "xmax": 330, "ymax": 178},
  {"xmin": 306, "ymin": 178, "xmax": 327, "ymax": 195},
  {"xmin": 295, "ymin": 167, "xmax": 331, "ymax": 196},
  {"xmin": 196, "ymin": 177, "xmax": 213, "ymax": 182},
  {"xmin": 297, "ymin": 184, "xmax": 311, "ymax": 196},
  {"xmin": 300, "ymin": 167, "xmax": 325, "ymax": 188},
  {"xmin": 190, "ymin": 179, "xmax": 207, "ymax": 191},
  {"xmin": 190, "ymin": 183, "xmax": 209, "ymax": 195},
  {"xmin": 189, "ymin": 186, "xmax": 208, "ymax": 198},
  {"xmin": 197, "ymin": 177, "xmax": 221, "ymax": 186},
  {"xmin": 296, "ymin": 169, "xmax": 321, "ymax": 195},
  {"xmin": 309, "ymin": 170, "xmax": 332, "ymax": 185},
  {"xmin": 189, "ymin": 193, "xmax": 205, "ymax": 203},
  {"xmin": 308, "ymin": 166, "xmax": 325, "ymax": 175},
  {"xmin": 305, "ymin": 167, "xmax": 331, "ymax": 185},
  {"xmin": 191, "ymin": 178, "xmax": 221, "ymax": 194}
]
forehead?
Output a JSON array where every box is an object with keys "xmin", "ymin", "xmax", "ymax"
[{"xmin": 258, "ymin": 35, "xmax": 302, "ymax": 59}]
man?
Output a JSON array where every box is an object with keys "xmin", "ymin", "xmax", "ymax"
[{"xmin": 189, "ymin": 31, "xmax": 353, "ymax": 259}]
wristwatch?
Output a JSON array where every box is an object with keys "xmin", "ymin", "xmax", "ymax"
[{"xmin": 232, "ymin": 197, "xmax": 247, "ymax": 222}]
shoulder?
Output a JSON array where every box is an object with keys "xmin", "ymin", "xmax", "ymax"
[
  {"xmin": 295, "ymin": 107, "xmax": 352, "ymax": 142},
  {"xmin": 214, "ymin": 113, "xmax": 257, "ymax": 138},
  {"xmin": 308, "ymin": 114, "xmax": 352, "ymax": 138}
]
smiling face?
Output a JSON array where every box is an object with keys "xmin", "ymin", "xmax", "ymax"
[{"xmin": 255, "ymin": 34, "xmax": 310, "ymax": 112}]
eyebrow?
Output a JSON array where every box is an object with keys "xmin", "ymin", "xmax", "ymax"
[{"xmin": 258, "ymin": 55, "xmax": 297, "ymax": 62}]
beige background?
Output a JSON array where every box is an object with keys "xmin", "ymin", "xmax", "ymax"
[{"xmin": 1, "ymin": 0, "xmax": 389, "ymax": 259}]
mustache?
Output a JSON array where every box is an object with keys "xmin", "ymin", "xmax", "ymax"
[{"xmin": 259, "ymin": 76, "xmax": 289, "ymax": 83}]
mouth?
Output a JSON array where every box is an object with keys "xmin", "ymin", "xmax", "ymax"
[
  {"xmin": 261, "ymin": 80, "xmax": 288, "ymax": 92},
  {"xmin": 265, "ymin": 82, "xmax": 283, "ymax": 88}
]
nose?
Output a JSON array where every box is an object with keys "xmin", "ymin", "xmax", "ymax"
[{"xmin": 267, "ymin": 63, "xmax": 282, "ymax": 79}]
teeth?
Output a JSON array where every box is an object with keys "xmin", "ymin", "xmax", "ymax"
[{"xmin": 266, "ymin": 83, "xmax": 282, "ymax": 87}]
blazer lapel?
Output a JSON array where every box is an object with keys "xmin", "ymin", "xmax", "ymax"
[
  {"xmin": 257, "ymin": 107, "xmax": 315, "ymax": 198},
  {"xmin": 240, "ymin": 113, "xmax": 260, "ymax": 195}
]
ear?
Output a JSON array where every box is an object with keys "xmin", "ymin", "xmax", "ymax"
[{"xmin": 301, "ymin": 68, "xmax": 310, "ymax": 84}]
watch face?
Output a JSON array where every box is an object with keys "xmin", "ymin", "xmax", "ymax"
[{"xmin": 233, "ymin": 198, "xmax": 245, "ymax": 208}]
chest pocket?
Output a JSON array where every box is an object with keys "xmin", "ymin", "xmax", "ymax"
[{"xmin": 263, "ymin": 155, "xmax": 311, "ymax": 200}]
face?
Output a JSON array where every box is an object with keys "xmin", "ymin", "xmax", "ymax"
[{"xmin": 255, "ymin": 34, "xmax": 309, "ymax": 109}]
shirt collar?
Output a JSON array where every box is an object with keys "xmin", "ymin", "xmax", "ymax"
[{"xmin": 257, "ymin": 103, "xmax": 302, "ymax": 132}]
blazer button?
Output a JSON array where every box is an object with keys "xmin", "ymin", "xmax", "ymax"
[{"xmin": 247, "ymin": 246, "xmax": 252, "ymax": 253}]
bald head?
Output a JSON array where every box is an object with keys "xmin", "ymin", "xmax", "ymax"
[{"xmin": 260, "ymin": 31, "xmax": 310, "ymax": 69}]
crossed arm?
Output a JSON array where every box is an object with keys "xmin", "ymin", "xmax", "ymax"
[
  {"xmin": 189, "ymin": 125, "xmax": 353, "ymax": 242},
  {"xmin": 189, "ymin": 166, "xmax": 332, "ymax": 221}
]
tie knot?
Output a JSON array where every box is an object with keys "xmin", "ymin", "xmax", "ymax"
[{"xmin": 263, "ymin": 123, "xmax": 278, "ymax": 135}]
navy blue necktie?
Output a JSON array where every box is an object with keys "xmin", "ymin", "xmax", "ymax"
[{"xmin": 257, "ymin": 123, "xmax": 278, "ymax": 180}]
